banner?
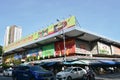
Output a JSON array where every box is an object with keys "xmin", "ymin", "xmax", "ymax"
[
  {"xmin": 48, "ymin": 24, "xmax": 54, "ymax": 34},
  {"xmin": 111, "ymin": 45, "xmax": 120, "ymax": 55},
  {"xmin": 55, "ymin": 39, "xmax": 75, "ymax": 56},
  {"xmin": 4, "ymin": 16, "xmax": 76, "ymax": 53},
  {"xmin": 97, "ymin": 42, "xmax": 111, "ymax": 55},
  {"xmin": 42, "ymin": 43, "xmax": 55, "ymax": 58},
  {"xmin": 53, "ymin": 16, "xmax": 75, "ymax": 32},
  {"xmin": 76, "ymin": 40, "xmax": 91, "ymax": 54}
]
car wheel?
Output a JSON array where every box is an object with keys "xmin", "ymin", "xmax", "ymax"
[
  {"xmin": 82, "ymin": 74, "xmax": 87, "ymax": 80},
  {"xmin": 3, "ymin": 73, "xmax": 5, "ymax": 76},
  {"xmin": 8, "ymin": 73, "xmax": 9, "ymax": 76},
  {"xmin": 67, "ymin": 76, "xmax": 72, "ymax": 80}
]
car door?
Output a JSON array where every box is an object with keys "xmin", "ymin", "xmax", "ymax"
[
  {"xmin": 17, "ymin": 66, "xmax": 30, "ymax": 80},
  {"xmin": 77, "ymin": 67, "xmax": 84, "ymax": 78},
  {"xmin": 71, "ymin": 68, "xmax": 78, "ymax": 79},
  {"xmin": 21, "ymin": 66, "xmax": 31, "ymax": 80}
]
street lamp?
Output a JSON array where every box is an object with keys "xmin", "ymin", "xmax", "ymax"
[
  {"xmin": 56, "ymin": 19, "xmax": 66, "ymax": 62},
  {"xmin": 62, "ymin": 30, "xmax": 66, "ymax": 62}
]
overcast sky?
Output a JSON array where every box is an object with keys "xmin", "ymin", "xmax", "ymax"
[{"xmin": 0, "ymin": 0, "xmax": 120, "ymax": 46}]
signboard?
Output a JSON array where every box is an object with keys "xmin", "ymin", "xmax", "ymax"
[
  {"xmin": 76, "ymin": 40, "xmax": 91, "ymax": 54},
  {"xmin": 4, "ymin": 16, "xmax": 76, "ymax": 53},
  {"xmin": 97, "ymin": 42, "xmax": 111, "ymax": 55},
  {"xmin": 42, "ymin": 43, "xmax": 55, "ymax": 58},
  {"xmin": 111, "ymin": 45, "xmax": 120, "ymax": 55},
  {"xmin": 55, "ymin": 39, "xmax": 75, "ymax": 56}
]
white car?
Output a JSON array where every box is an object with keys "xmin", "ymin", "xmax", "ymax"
[
  {"xmin": 3, "ymin": 68, "xmax": 13, "ymax": 76},
  {"xmin": 56, "ymin": 67, "xmax": 87, "ymax": 80}
]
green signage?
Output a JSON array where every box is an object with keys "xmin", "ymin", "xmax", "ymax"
[{"xmin": 42, "ymin": 43, "xmax": 55, "ymax": 58}]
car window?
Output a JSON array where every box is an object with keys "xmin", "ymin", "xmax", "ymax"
[
  {"xmin": 17, "ymin": 66, "xmax": 29, "ymax": 71},
  {"xmin": 78, "ymin": 68, "xmax": 82, "ymax": 71},
  {"xmin": 63, "ymin": 67, "xmax": 72, "ymax": 72},
  {"xmin": 72, "ymin": 68, "xmax": 77, "ymax": 72},
  {"xmin": 30, "ymin": 66, "xmax": 47, "ymax": 72},
  {"xmin": 8, "ymin": 69, "xmax": 12, "ymax": 71}
]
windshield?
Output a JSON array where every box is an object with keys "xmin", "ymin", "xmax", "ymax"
[
  {"xmin": 63, "ymin": 67, "xmax": 72, "ymax": 72},
  {"xmin": 30, "ymin": 66, "xmax": 47, "ymax": 72}
]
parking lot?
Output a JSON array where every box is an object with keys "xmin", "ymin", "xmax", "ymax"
[{"xmin": 0, "ymin": 72, "xmax": 120, "ymax": 80}]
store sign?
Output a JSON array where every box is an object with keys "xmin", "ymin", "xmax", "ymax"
[
  {"xmin": 55, "ymin": 39, "xmax": 75, "ymax": 56},
  {"xmin": 42, "ymin": 43, "xmax": 55, "ymax": 58},
  {"xmin": 4, "ymin": 16, "xmax": 76, "ymax": 53},
  {"xmin": 111, "ymin": 45, "xmax": 120, "ymax": 55},
  {"xmin": 27, "ymin": 48, "xmax": 40, "ymax": 57},
  {"xmin": 97, "ymin": 42, "xmax": 111, "ymax": 55},
  {"xmin": 76, "ymin": 40, "xmax": 90, "ymax": 54}
]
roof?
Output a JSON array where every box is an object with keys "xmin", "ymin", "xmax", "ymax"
[{"xmin": 4, "ymin": 26, "xmax": 120, "ymax": 55}]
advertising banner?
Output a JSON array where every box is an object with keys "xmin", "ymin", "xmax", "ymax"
[
  {"xmin": 4, "ymin": 34, "xmax": 35, "ymax": 52},
  {"xmin": 48, "ymin": 24, "xmax": 54, "ymax": 34},
  {"xmin": 27, "ymin": 48, "xmax": 41, "ymax": 57},
  {"xmin": 76, "ymin": 40, "xmax": 91, "ymax": 54},
  {"xmin": 37, "ymin": 30, "xmax": 43, "ymax": 39},
  {"xmin": 42, "ymin": 43, "xmax": 55, "ymax": 58},
  {"xmin": 91, "ymin": 43, "xmax": 98, "ymax": 54},
  {"xmin": 53, "ymin": 16, "xmax": 75, "ymax": 32},
  {"xmin": 42, "ymin": 28, "xmax": 48, "ymax": 37},
  {"xmin": 55, "ymin": 39, "xmax": 75, "ymax": 56},
  {"xmin": 4, "ymin": 16, "xmax": 76, "ymax": 53},
  {"xmin": 97, "ymin": 42, "xmax": 111, "ymax": 55},
  {"xmin": 111, "ymin": 45, "xmax": 120, "ymax": 55}
]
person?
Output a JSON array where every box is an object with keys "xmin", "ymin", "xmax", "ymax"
[{"xmin": 84, "ymin": 66, "xmax": 95, "ymax": 80}]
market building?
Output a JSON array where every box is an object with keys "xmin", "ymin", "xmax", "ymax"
[{"xmin": 2, "ymin": 16, "xmax": 120, "ymax": 66}]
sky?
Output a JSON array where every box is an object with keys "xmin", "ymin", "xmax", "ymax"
[{"xmin": 0, "ymin": 0, "xmax": 120, "ymax": 46}]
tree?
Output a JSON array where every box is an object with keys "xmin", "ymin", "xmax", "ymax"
[{"xmin": 0, "ymin": 45, "xmax": 3, "ymax": 56}]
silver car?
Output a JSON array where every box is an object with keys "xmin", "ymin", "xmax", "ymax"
[
  {"xmin": 3, "ymin": 68, "xmax": 13, "ymax": 76},
  {"xmin": 56, "ymin": 67, "xmax": 87, "ymax": 80}
]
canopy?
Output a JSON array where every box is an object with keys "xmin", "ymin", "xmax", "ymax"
[
  {"xmin": 40, "ymin": 61, "xmax": 61, "ymax": 67},
  {"xmin": 63, "ymin": 60, "xmax": 85, "ymax": 65},
  {"xmin": 98, "ymin": 60, "xmax": 117, "ymax": 66}
]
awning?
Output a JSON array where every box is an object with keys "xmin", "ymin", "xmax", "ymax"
[
  {"xmin": 80, "ymin": 60, "xmax": 102, "ymax": 66},
  {"xmin": 63, "ymin": 60, "xmax": 89, "ymax": 65},
  {"xmin": 40, "ymin": 61, "xmax": 61, "ymax": 67},
  {"xmin": 63, "ymin": 59, "xmax": 103, "ymax": 66},
  {"xmin": 63, "ymin": 61, "xmax": 84, "ymax": 65},
  {"xmin": 99, "ymin": 60, "xmax": 116, "ymax": 66}
]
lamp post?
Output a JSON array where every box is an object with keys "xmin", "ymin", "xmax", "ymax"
[
  {"xmin": 62, "ymin": 29, "xmax": 66, "ymax": 62},
  {"xmin": 56, "ymin": 19, "xmax": 67, "ymax": 62}
]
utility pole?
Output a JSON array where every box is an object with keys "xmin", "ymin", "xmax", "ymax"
[{"xmin": 56, "ymin": 19, "xmax": 66, "ymax": 62}]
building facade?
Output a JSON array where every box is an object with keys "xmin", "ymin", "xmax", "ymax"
[
  {"xmin": 3, "ymin": 16, "xmax": 120, "ymax": 65},
  {"xmin": 4, "ymin": 25, "xmax": 22, "ymax": 47}
]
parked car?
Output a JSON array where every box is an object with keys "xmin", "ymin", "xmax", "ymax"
[
  {"xmin": 56, "ymin": 67, "xmax": 87, "ymax": 80},
  {"xmin": 12, "ymin": 65, "xmax": 55, "ymax": 80},
  {"xmin": 3, "ymin": 68, "xmax": 13, "ymax": 76},
  {"xmin": 0, "ymin": 68, "xmax": 3, "ymax": 73}
]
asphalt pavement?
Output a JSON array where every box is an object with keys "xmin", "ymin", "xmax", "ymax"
[
  {"xmin": 95, "ymin": 72, "xmax": 120, "ymax": 80},
  {"xmin": 0, "ymin": 72, "xmax": 120, "ymax": 80},
  {"xmin": 0, "ymin": 73, "xmax": 12, "ymax": 80}
]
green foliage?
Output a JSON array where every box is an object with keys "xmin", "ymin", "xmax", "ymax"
[
  {"xmin": 0, "ymin": 63, "xmax": 9, "ymax": 69},
  {"xmin": 13, "ymin": 59, "xmax": 22, "ymax": 66}
]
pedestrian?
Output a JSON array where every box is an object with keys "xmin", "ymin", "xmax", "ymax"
[{"xmin": 85, "ymin": 66, "xmax": 95, "ymax": 80}]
